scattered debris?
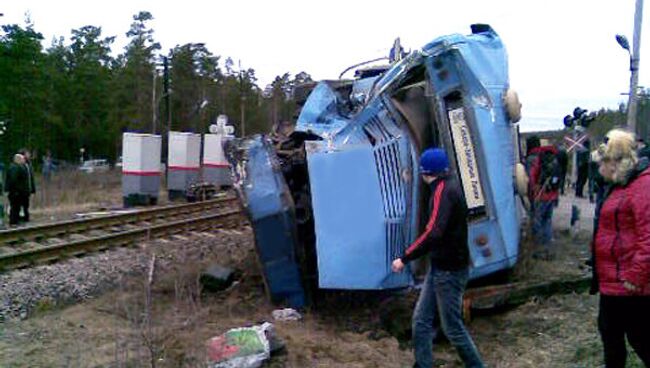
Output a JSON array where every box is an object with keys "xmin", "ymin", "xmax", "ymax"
[
  {"xmin": 74, "ymin": 209, "xmax": 136, "ymax": 218},
  {"xmin": 265, "ymin": 325, "xmax": 286, "ymax": 355},
  {"xmin": 186, "ymin": 182, "xmax": 219, "ymax": 202},
  {"xmin": 200, "ymin": 264, "xmax": 235, "ymax": 292},
  {"xmin": 272, "ymin": 308, "xmax": 302, "ymax": 321},
  {"xmin": 147, "ymin": 254, "xmax": 156, "ymax": 285},
  {"xmin": 206, "ymin": 322, "xmax": 274, "ymax": 368}
]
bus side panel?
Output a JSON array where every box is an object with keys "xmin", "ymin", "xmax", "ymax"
[{"xmin": 307, "ymin": 142, "xmax": 412, "ymax": 289}]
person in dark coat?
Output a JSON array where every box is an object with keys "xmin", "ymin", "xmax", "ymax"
[
  {"xmin": 556, "ymin": 145, "xmax": 569, "ymax": 195},
  {"xmin": 392, "ymin": 148, "xmax": 484, "ymax": 368},
  {"xmin": 18, "ymin": 148, "xmax": 35, "ymax": 222},
  {"xmin": 575, "ymin": 139, "xmax": 591, "ymax": 197},
  {"xmin": 588, "ymin": 153, "xmax": 600, "ymax": 202},
  {"xmin": 524, "ymin": 135, "xmax": 541, "ymax": 172},
  {"xmin": 5, "ymin": 154, "xmax": 29, "ymax": 226},
  {"xmin": 638, "ymin": 138, "xmax": 650, "ymax": 161},
  {"xmin": 591, "ymin": 129, "xmax": 650, "ymax": 367},
  {"xmin": 524, "ymin": 135, "xmax": 541, "ymax": 215},
  {"xmin": 528, "ymin": 144, "xmax": 561, "ymax": 257}
]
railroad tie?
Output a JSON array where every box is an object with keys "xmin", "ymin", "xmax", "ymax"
[{"xmin": 198, "ymin": 232, "xmax": 217, "ymax": 238}]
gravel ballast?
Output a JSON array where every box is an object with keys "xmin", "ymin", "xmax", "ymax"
[{"xmin": 0, "ymin": 227, "xmax": 250, "ymax": 322}]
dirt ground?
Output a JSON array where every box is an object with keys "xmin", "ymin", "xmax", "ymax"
[
  {"xmin": 27, "ymin": 169, "xmax": 171, "ymax": 224},
  {"xmin": 0, "ymin": 229, "xmax": 644, "ymax": 368},
  {"xmin": 0, "ymin": 194, "xmax": 646, "ymax": 367}
]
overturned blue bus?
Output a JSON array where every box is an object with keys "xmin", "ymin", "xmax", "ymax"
[{"xmin": 225, "ymin": 24, "xmax": 524, "ymax": 308}]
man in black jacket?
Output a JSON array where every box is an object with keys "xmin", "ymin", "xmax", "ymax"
[
  {"xmin": 6, "ymin": 154, "xmax": 29, "ymax": 226},
  {"xmin": 575, "ymin": 140, "xmax": 591, "ymax": 197},
  {"xmin": 18, "ymin": 148, "xmax": 35, "ymax": 222},
  {"xmin": 392, "ymin": 148, "xmax": 483, "ymax": 368},
  {"xmin": 556, "ymin": 145, "xmax": 569, "ymax": 195}
]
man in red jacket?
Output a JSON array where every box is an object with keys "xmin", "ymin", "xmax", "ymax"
[
  {"xmin": 592, "ymin": 129, "xmax": 650, "ymax": 367},
  {"xmin": 527, "ymin": 144, "xmax": 561, "ymax": 258}
]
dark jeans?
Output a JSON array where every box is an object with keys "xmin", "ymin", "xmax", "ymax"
[
  {"xmin": 532, "ymin": 200, "xmax": 554, "ymax": 247},
  {"xmin": 412, "ymin": 266, "xmax": 483, "ymax": 368},
  {"xmin": 598, "ymin": 295, "xmax": 650, "ymax": 367},
  {"xmin": 576, "ymin": 165, "xmax": 588, "ymax": 197},
  {"xmin": 8, "ymin": 193, "xmax": 29, "ymax": 225}
]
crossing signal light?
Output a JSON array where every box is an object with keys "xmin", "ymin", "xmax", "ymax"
[{"xmin": 565, "ymin": 107, "xmax": 594, "ymax": 129}]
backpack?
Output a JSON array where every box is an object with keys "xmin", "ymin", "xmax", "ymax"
[{"xmin": 537, "ymin": 151, "xmax": 561, "ymax": 192}]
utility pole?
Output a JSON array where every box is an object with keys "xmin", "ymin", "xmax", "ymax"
[
  {"xmin": 627, "ymin": 0, "xmax": 644, "ymax": 134},
  {"xmin": 163, "ymin": 56, "xmax": 171, "ymax": 134},
  {"xmin": 220, "ymin": 80, "xmax": 226, "ymax": 113},
  {"xmin": 239, "ymin": 60, "xmax": 246, "ymax": 137},
  {"xmin": 151, "ymin": 69, "xmax": 157, "ymax": 134}
]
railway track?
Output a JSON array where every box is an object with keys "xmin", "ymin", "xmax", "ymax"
[{"xmin": 0, "ymin": 196, "xmax": 243, "ymax": 271}]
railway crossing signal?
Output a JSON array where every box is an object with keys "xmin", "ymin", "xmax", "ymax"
[{"xmin": 564, "ymin": 133, "xmax": 589, "ymax": 152}]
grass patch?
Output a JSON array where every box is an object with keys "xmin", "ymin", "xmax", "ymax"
[{"xmin": 33, "ymin": 297, "xmax": 57, "ymax": 314}]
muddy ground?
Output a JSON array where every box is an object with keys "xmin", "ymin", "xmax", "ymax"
[{"xmin": 0, "ymin": 195, "xmax": 646, "ymax": 367}]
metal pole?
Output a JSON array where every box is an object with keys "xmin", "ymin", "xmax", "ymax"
[
  {"xmin": 241, "ymin": 95, "xmax": 246, "ymax": 137},
  {"xmin": 152, "ymin": 69, "xmax": 157, "ymax": 134},
  {"xmin": 627, "ymin": 0, "xmax": 644, "ymax": 133},
  {"xmin": 239, "ymin": 60, "xmax": 245, "ymax": 137},
  {"xmin": 163, "ymin": 56, "xmax": 171, "ymax": 165},
  {"xmin": 571, "ymin": 130, "xmax": 578, "ymax": 193},
  {"xmin": 164, "ymin": 56, "xmax": 171, "ymax": 134}
]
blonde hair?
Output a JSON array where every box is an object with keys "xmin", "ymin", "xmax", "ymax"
[{"xmin": 598, "ymin": 129, "xmax": 638, "ymax": 184}]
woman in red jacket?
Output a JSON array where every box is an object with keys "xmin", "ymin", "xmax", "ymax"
[{"xmin": 592, "ymin": 129, "xmax": 650, "ymax": 367}]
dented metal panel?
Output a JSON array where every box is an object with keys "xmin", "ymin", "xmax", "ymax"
[
  {"xmin": 225, "ymin": 137, "xmax": 306, "ymax": 307},
  {"xmin": 299, "ymin": 93, "xmax": 417, "ymax": 289},
  {"xmin": 295, "ymin": 82, "xmax": 350, "ymax": 137}
]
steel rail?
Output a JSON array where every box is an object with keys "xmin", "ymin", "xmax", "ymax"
[
  {"xmin": 0, "ymin": 209, "xmax": 242, "ymax": 271},
  {"xmin": 0, "ymin": 196, "xmax": 238, "ymax": 245},
  {"xmin": 462, "ymin": 275, "xmax": 592, "ymax": 321}
]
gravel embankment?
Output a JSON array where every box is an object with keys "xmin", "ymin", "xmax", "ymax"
[
  {"xmin": 0, "ymin": 227, "xmax": 250, "ymax": 322},
  {"xmin": 0, "ymin": 248, "xmax": 149, "ymax": 321}
]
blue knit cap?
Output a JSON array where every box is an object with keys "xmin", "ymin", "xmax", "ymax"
[{"xmin": 420, "ymin": 148, "xmax": 449, "ymax": 175}]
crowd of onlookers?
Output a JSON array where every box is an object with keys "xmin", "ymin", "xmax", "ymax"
[
  {"xmin": 0, "ymin": 149, "xmax": 59, "ymax": 228},
  {"xmin": 3, "ymin": 149, "xmax": 37, "ymax": 227},
  {"xmin": 525, "ymin": 129, "xmax": 650, "ymax": 366}
]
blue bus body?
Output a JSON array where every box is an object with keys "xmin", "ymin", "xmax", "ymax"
[{"xmin": 226, "ymin": 25, "xmax": 521, "ymax": 308}]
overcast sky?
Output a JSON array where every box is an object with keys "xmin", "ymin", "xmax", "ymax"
[{"xmin": 2, "ymin": 0, "xmax": 649, "ymax": 132}]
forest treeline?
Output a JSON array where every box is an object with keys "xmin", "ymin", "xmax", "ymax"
[
  {"xmin": 0, "ymin": 11, "xmax": 310, "ymax": 164},
  {"xmin": 1, "ymin": 11, "xmax": 649, "ymax": 166}
]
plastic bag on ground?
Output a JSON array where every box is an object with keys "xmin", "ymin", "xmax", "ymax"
[
  {"xmin": 206, "ymin": 322, "xmax": 273, "ymax": 368},
  {"xmin": 272, "ymin": 308, "xmax": 302, "ymax": 321}
]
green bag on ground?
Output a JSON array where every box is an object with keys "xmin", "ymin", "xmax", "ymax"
[{"xmin": 206, "ymin": 322, "xmax": 273, "ymax": 368}]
